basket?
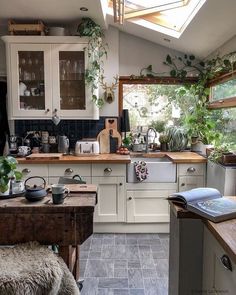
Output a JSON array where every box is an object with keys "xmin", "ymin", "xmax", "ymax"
[{"xmin": 8, "ymin": 20, "xmax": 45, "ymax": 35}]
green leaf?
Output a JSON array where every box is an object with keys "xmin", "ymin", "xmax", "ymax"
[
  {"xmin": 166, "ymin": 54, "xmax": 172, "ymax": 64},
  {"xmin": 147, "ymin": 65, "xmax": 153, "ymax": 71},
  {"xmin": 170, "ymin": 69, "xmax": 177, "ymax": 77},
  {"xmin": 189, "ymin": 55, "xmax": 195, "ymax": 60}
]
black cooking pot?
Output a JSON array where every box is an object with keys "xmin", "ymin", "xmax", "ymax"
[{"xmin": 24, "ymin": 176, "xmax": 47, "ymax": 202}]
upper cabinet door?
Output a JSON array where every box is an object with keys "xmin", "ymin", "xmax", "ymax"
[
  {"xmin": 51, "ymin": 43, "xmax": 99, "ymax": 119},
  {"xmin": 10, "ymin": 43, "xmax": 52, "ymax": 118}
]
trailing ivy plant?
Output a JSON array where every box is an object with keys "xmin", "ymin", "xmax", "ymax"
[{"xmin": 78, "ymin": 18, "xmax": 108, "ymax": 107}]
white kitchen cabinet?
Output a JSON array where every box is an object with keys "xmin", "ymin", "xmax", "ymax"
[
  {"xmin": 126, "ymin": 189, "xmax": 175, "ymax": 223},
  {"xmin": 2, "ymin": 36, "xmax": 99, "ymax": 120},
  {"xmin": 92, "ymin": 164, "xmax": 126, "ymax": 223},
  {"xmin": 178, "ymin": 163, "xmax": 206, "ymax": 191},
  {"xmin": 203, "ymin": 226, "xmax": 236, "ymax": 295},
  {"xmin": 18, "ymin": 163, "xmax": 49, "ymax": 185}
]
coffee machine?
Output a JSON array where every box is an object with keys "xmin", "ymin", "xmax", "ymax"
[{"xmin": 9, "ymin": 135, "xmax": 18, "ymax": 153}]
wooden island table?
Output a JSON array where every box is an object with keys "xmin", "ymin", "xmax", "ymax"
[{"xmin": 0, "ymin": 188, "xmax": 97, "ymax": 281}]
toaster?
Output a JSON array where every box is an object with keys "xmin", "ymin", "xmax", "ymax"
[{"xmin": 75, "ymin": 141, "xmax": 100, "ymax": 155}]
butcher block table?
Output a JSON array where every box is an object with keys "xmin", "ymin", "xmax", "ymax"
[{"xmin": 0, "ymin": 190, "xmax": 97, "ymax": 281}]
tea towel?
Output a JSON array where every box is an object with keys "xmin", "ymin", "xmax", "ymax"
[{"xmin": 134, "ymin": 161, "xmax": 148, "ymax": 182}]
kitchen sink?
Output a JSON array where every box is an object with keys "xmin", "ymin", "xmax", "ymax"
[{"xmin": 127, "ymin": 156, "xmax": 176, "ymax": 183}]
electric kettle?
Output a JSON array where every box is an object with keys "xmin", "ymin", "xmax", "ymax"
[{"xmin": 58, "ymin": 135, "xmax": 69, "ymax": 154}]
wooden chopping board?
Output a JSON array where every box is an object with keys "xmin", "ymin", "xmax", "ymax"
[
  {"xmin": 26, "ymin": 153, "xmax": 63, "ymax": 160},
  {"xmin": 105, "ymin": 118, "xmax": 118, "ymax": 130},
  {"xmin": 47, "ymin": 184, "xmax": 97, "ymax": 193},
  {"xmin": 97, "ymin": 128, "xmax": 122, "ymax": 153}
]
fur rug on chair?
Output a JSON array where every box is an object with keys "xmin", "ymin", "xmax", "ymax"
[{"xmin": 0, "ymin": 242, "xmax": 80, "ymax": 295}]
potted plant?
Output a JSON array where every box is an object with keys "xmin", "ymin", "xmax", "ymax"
[
  {"xmin": 159, "ymin": 133, "xmax": 169, "ymax": 151},
  {"xmin": 0, "ymin": 156, "xmax": 22, "ymax": 195},
  {"xmin": 167, "ymin": 127, "xmax": 188, "ymax": 152}
]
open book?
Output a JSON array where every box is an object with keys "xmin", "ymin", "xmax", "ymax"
[{"xmin": 168, "ymin": 188, "xmax": 236, "ymax": 223}]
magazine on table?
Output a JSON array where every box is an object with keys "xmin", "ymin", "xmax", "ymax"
[{"xmin": 168, "ymin": 187, "xmax": 236, "ymax": 223}]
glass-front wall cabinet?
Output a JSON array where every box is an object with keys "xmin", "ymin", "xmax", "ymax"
[
  {"xmin": 3, "ymin": 36, "xmax": 99, "ymax": 120},
  {"xmin": 59, "ymin": 51, "xmax": 85, "ymax": 110}
]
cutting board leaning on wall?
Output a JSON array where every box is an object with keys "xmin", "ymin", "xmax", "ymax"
[{"xmin": 97, "ymin": 119, "xmax": 122, "ymax": 153}]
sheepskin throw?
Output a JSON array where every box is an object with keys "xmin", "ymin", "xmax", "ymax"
[{"xmin": 0, "ymin": 242, "xmax": 80, "ymax": 295}]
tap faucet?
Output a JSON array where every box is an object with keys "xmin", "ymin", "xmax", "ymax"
[{"xmin": 146, "ymin": 127, "xmax": 157, "ymax": 153}]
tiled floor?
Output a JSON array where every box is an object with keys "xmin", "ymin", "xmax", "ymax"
[{"xmin": 79, "ymin": 233, "xmax": 169, "ymax": 295}]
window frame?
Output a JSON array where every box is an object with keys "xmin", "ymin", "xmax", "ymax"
[{"xmin": 208, "ymin": 70, "xmax": 236, "ymax": 109}]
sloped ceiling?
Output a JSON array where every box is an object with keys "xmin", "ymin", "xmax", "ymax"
[{"xmin": 1, "ymin": 0, "xmax": 236, "ymax": 58}]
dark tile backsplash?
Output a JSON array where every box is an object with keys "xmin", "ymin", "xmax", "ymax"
[{"xmin": 15, "ymin": 117, "xmax": 118, "ymax": 148}]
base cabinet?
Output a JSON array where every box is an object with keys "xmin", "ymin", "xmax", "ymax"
[
  {"xmin": 203, "ymin": 226, "xmax": 236, "ymax": 295},
  {"xmin": 126, "ymin": 189, "xmax": 175, "ymax": 223},
  {"xmin": 93, "ymin": 176, "xmax": 125, "ymax": 222}
]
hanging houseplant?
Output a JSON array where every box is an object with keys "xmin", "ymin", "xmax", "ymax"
[{"xmin": 77, "ymin": 17, "xmax": 108, "ymax": 107}]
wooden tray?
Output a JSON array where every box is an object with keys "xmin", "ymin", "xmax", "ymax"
[
  {"xmin": 8, "ymin": 20, "xmax": 45, "ymax": 35},
  {"xmin": 0, "ymin": 190, "xmax": 25, "ymax": 200},
  {"xmin": 47, "ymin": 184, "xmax": 97, "ymax": 194},
  {"xmin": 26, "ymin": 153, "xmax": 63, "ymax": 160}
]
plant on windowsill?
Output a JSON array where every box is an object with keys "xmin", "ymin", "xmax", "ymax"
[
  {"xmin": 77, "ymin": 17, "xmax": 108, "ymax": 108},
  {"xmin": 159, "ymin": 133, "xmax": 169, "ymax": 152},
  {"xmin": 0, "ymin": 156, "xmax": 22, "ymax": 195},
  {"xmin": 208, "ymin": 144, "xmax": 232, "ymax": 164}
]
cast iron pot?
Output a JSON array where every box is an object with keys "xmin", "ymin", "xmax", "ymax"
[{"xmin": 24, "ymin": 176, "xmax": 47, "ymax": 202}]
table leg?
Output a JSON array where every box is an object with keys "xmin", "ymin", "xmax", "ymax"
[{"xmin": 58, "ymin": 245, "xmax": 80, "ymax": 281}]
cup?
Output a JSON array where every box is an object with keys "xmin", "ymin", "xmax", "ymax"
[
  {"xmin": 18, "ymin": 146, "xmax": 31, "ymax": 156},
  {"xmin": 12, "ymin": 180, "xmax": 24, "ymax": 194},
  {"xmin": 51, "ymin": 184, "xmax": 70, "ymax": 204},
  {"xmin": 42, "ymin": 143, "xmax": 50, "ymax": 153}
]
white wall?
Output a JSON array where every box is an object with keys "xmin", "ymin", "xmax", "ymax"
[{"xmin": 207, "ymin": 34, "xmax": 236, "ymax": 58}]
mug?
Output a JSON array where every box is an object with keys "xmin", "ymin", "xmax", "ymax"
[
  {"xmin": 51, "ymin": 184, "xmax": 70, "ymax": 204},
  {"xmin": 18, "ymin": 146, "xmax": 31, "ymax": 156},
  {"xmin": 42, "ymin": 143, "xmax": 50, "ymax": 153}
]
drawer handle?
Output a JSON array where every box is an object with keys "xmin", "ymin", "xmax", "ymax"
[
  {"xmin": 119, "ymin": 183, "xmax": 123, "ymax": 186},
  {"xmin": 22, "ymin": 168, "xmax": 31, "ymax": 174},
  {"xmin": 104, "ymin": 168, "xmax": 112, "ymax": 173},
  {"xmin": 181, "ymin": 183, "xmax": 185, "ymax": 186},
  {"xmin": 220, "ymin": 254, "xmax": 232, "ymax": 271},
  {"xmin": 187, "ymin": 167, "xmax": 196, "ymax": 173},
  {"xmin": 128, "ymin": 197, "xmax": 132, "ymax": 200},
  {"xmin": 65, "ymin": 168, "xmax": 73, "ymax": 173}
]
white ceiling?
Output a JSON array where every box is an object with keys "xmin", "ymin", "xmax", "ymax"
[{"xmin": 1, "ymin": 0, "xmax": 236, "ymax": 58}]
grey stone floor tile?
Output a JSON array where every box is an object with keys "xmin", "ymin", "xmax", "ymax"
[
  {"xmin": 140, "ymin": 251, "xmax": 153, "ymax": 260},
  {"xmin": 113, "ymin": 289, "xmax": 129, "ymax": 295},
  {"xmin": 126, "ymin": 233, "xmax": 151, "ymax": 239},
  {"xmin": 155, "ymin": 259, "xmax": 168, "ymax": 278},
  {"xmin": 139, "ymin": 245, "xmax": 151, "ymax": 252},
  {"xmin": 114, "ymin": 268, "xmax": 128, "ymax": 278},
  {"xmin": 80, "ymin": 251, "xmax": 89, "ymax": 259},
  {"xmin": 115, "ymin": 236, "xmax": 126, "ymax": 245},
  {"xmin": 80, "ymin": 239, "xmax": 91, "ymax": 251},
  {"xmin": 144, "ymin": 278, "xmax": 168, "ymax": 295},
  {"xmin": 79, "ymin": 259, "xmax": 87, "ymax": 278},
  {"xmin": 102, "ymin": 245, "xmax": 126, "ymax": 259},
  {"xmin": 128, "ymin": 268, "xmax": 144, "ymax": 289},
  {"xmin": 126, "ymin": 238, "xmax": 137, "ymax": 245},
  {"xmin": 158, "ymin": 233, "xmax": 169, "ymax": 240},
  {"xmin": 97, "ymin": 289, "xmax": 113, "ymax": 295},
  {"xmin": 93, "ymin": 233, "xmax": 104, "ymax": 239},
  {"xmin": 150, "ymin": 245, "xmax": 164, "ymax": 252},
  {"xmin": 85, "ymin": 259, "xmax": 114, "ymax": 278},
  {"xmin": 128, "ymin": 260, "xmax": 141, "ymax": 269},
  {"xmin": 138, "ymin": 239, "xmax": 161, "ymax": 246},
  {"xmin": 103, "ymin": 233, "xmax": 115, "ymax": 239},
  {"xmin": 152, "ymin": 250, "xmax": 168, "ymax": 259},
  {"xmin": 140, "ymin": 257, "xmax": 156, "ymax": 269},
  {"xmin": 129, "ymin": 289, "xmax": 145, "ymax": 295},
  {"xmin": 98, "ymin": 278, "xmax": 129, "ymax": 289},
  {"xmin": 114, "ymin": 260, "xmax": 128, "ymax": 269},
  {"xmin": 103, "ymin": 238, "xmax": 115, "ymax": 245},
  {"xmin": 142, "ymin": 268, "xmax": 157, "ymax": 278},
  {"xmin": 126, "ymin": 245, "xmax": 139, "ymax": 260},
  {"xmin": 81, "ymin": 278, "xmax": 98, "ymax": 295},
  {"xmin": 89, "ymin": 251, "xmax": 101, "ymax": 259}
]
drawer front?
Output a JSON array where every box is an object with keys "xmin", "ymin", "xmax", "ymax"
[
  {"xmin": 18, "ymin": 164, "xmax": 48, "ymax": 179},
  {"xmin": 178, "ymin": 163, "xmax": 205, "ymax": 176},
  {"xmin": 92, "ymin": 164, "xmax": 126, "ymax": 177},
  {"xmin": 48, "ymin": 164, "xmax": 91, "ymax": 177}
]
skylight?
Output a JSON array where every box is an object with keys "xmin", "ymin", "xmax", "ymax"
[{"xmin": 109, "ymin": 0, "xmax": 206, "ymax": 38}]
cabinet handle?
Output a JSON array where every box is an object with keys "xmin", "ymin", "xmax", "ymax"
[
  {"xmin": 22, "ymin": 168, "xmax": 31, "ymax": 174},
  {"xmin": 181, "ymin": 183, "xmax": 185, "ymax": 186},
  {"xmin": 187, "ymin": 167, "xmax": 196, "ymax": 173},
  {"xmin": 54, "ymin": 108, "xmax": 57, "ymax": 113},
  {"xmin": 128, "ymin": 197, "xmax": 132, "ymax": 200},
  {"xmin": 104, "ymin": 167, "xmax": 112, "ymax": 173},
  {"xmin": 119, "ymin": 183, "xmax": 123, "ymax": 186},
  {"xmin": 220, "ymin": 254, "xmax": 232, "ymax": 271},
  {"xmin": 45, "ymin": 108, "xmax": 50, "ymax": 113},
  {"xmin": 65, "ymin": 168, "xmax": 73, "ymax": 173}
]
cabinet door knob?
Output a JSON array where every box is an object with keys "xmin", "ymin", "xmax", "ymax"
[
  {"xmin": 65, "ymin": 168, "xmax": 73, "ymax": 173},
  {"xmin": 181, "ymin": 183, "xmax": 185, "ymax": 186},
  {"xmin": 45, "ymin": 108, "xmax": 50, "ymax": 113},
  {"xmin": 119, "ymin": 183, "xmax": 123, "ymax": 186},
  {"xmin": 22, "ymin": 168, "xmax": 31, "ymax": 174},
  {"xmin": 104, "ymin": 167, "xmax": 112, "ymax": 173},
  {"xmin": 220, "ymin": 254, "xmax": 232, "ymax": 271},
  {"xmin": 187, "ymin": 167, "xmax": 196, "ymax": 173},
  {"xmin": 128, "ymin": 197, "xmax": 132, "ymax": 200}
]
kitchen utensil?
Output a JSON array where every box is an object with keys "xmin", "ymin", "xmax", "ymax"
[
  {"xmin": 75, "ymin": 141, "xmax": 100, "ymax": 155},
  {"xmin": 58, "ymin": 135, "xmax": 69, "ymax": 154},
  {"xmin": 24, "ymin": 176, "xmax": 48, "ymax": 202},
  {"xmin": 97, "ymin": 128, "xmax": 121, "ymax": 153},
  {"xmin": 18, "ymin": 145, "xmax": 31, "ymax": 156}
]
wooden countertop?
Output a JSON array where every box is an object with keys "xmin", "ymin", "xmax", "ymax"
[
  {"xmin": 16, "ymin": 154, "xmax": 131, "ymax": 164},
  {"xmin": 16, "ymin": 151, "xmax": 206, "ymax": 164},
  {"xmin": 170, "ymin": 198, "xmax": 236, "ymax": 264}
]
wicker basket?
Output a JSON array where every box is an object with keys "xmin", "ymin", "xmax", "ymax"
[{"xmin": 8, "ymin": 20, "xmax": 45, "ymax": 35}]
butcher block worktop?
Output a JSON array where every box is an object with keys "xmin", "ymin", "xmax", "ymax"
[
  {"xmin": 170, "ymin": 197, "xmax": 236, "ymax": 264},
  {"xmin": 16, "ymin": 151, "xmax": 206, "ymax": 164}
]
